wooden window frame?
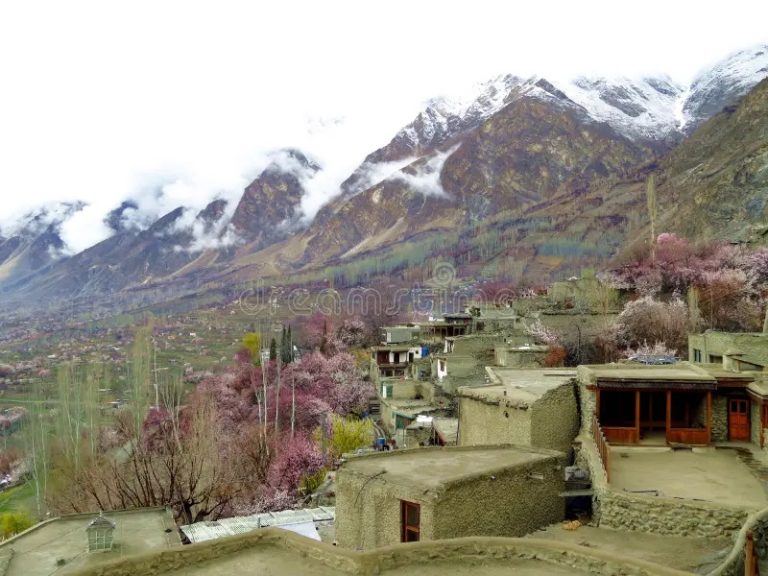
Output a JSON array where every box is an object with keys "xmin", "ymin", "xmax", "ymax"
[{"xmin": 401, "ymin": 500, "xmax": 420, "ymax": 542}]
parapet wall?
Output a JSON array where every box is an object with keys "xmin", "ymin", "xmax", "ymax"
[{"xmin": 67, "ymin": 528, "xmax": 692, "ymax": 576}]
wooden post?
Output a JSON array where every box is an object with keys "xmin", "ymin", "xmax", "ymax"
[
  {"xmin": 635, "ymin": 390, "xmax": 641, "ymax": 442},
  {"xmin": 666, "ymin": 390, "xmax": 672, "ymax": 444},
  {"xmin": 595, "ymin": 388, "xmax": 600, "ymax": 420},
  {"xmin": 745, "ymin": 529, "xmax": 755, "ymax": 576},
  {"xmin": 706, "ymin": 391, "xmax": 713, "ymax": 445}
]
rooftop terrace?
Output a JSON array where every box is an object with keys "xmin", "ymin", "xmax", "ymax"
[
  {"xmin": 609, "ymin": 446, "xmax": 768, "ymax": 509},
  {"xmin": 1, "ymin": 507, "xmax": 178, "ymax": 576},
  {"xmin": 340, "ymin": 445, "xmax": 560, "ymax": 490},
  {"xmin": 578, "ymin": 362, "xmax": 716, "ymax": 388},
  {"xmin": 458, "ymin": 368, "xmax": 575, "ymax": 406}
]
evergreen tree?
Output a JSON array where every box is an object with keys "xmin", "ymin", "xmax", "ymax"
[
  {"xmin": 646, "ymin": 173, "xmax": 657, "ymax": 261},
  {"xmin": 269, "ymin": 337, "xmax": 277, "ymax": 361},
  {"xmin": 281, "ymin": 325, "xmax": 294, "ymax": 363}
]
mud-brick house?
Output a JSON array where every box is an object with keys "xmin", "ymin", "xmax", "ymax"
[
  {"xmin": 577, "ymin": 361, "xmax": 768, "ymax": 446},
  {"xmin": 334, "ymin": 445, "xmax": 565, "ymax": 550},
  {"xmin": 457, "ymin": 368, "xmax": 579, "ymax": 453}
]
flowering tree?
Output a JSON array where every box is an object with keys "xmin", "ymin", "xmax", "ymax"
[
  {"xmin": 609, "ymin": 234, "xmax": 766, "ymax": 332},
  {"xmin": 524, "ymin": 320, "xmax": 561, "ymax": 346},
  {"xmin": 615, "ymin": 296, "xmax": 689, "ymax": 353},
  {"xmin": 266, "ymin": 434, "xmax": 326, "ymax": 494}
]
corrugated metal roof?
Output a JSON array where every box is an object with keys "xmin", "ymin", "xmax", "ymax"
[{"xmin": 179, "ymin": 507, "xmax": 335, "ymax": 544}]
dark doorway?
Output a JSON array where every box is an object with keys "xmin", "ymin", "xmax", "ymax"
[
  {"xmin": 640, "ymin": 391, "xmax": 666, "ymax": 439},
  {"xmin": 401, "ymin": 501, "xmax": 420, "ymax": 542}
]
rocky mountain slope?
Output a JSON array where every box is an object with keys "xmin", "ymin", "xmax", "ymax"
[{"xmin": 658, "ymin": 76, "xmax": 768, "ymax": 242}]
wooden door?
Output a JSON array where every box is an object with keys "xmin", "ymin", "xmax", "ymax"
[{"xmin": 729, "ymin": 399, "xmax": 750, "ymax": 441}]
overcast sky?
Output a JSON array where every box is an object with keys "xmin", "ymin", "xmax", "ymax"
[{"xmin": 1, "ymin": 0, "xmax": 767, "ymax": 252}]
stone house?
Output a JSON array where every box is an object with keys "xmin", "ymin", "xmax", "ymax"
[
  {"xmin": 494, "ymin": 343, "xmax": 553, "ymax": 368},
  {"xmin": 404, "ymin": 416, "xmax": 459, "ymax": 447},
  {"xmin": 379, "ymin": 325, "xmax": 421, "ymax": 345},
  {"xmin": 370, "ymin": 344, "xmax": 425, "ymax": 384},
  {"xmin": 420, "ymin": 313, "xmax": 474, "ymax": 341},
  {"xmin": 689, "ymin": 330, "xmax": 768, "ymax": 368},
  {"xmin": 379, "ymin": 398, "xmax": 451, "ymax": 446},
  {"xmin": 334, "ymin": 445, "xmax": 565, "ymax": 550},
  {"xmin": 578, "ymin": 361, "xmax": 767, "ymax": 447},
  {"xmin": 457, "ymin": 368, "xmax": 579, "ymax": 454},
  {"xmin": 431, "ymin": 353, "xmax": 487, "ymax": 393}
]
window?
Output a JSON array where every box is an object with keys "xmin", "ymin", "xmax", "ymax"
[
  {"xmin": 693, "ymin": 349, "xmax": 702, "ymax": 363},
  {"xmin": 709, "ymin": 354, "xmax": 723, "ymax": 365},
  {"xmin": 401, "ymin": 501, "xmax": 420, "ymax": 542}
]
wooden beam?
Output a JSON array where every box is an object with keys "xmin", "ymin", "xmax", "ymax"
[
  {"xmin": 635, "ymin": 389, "xmax": 641, "ymax": 440},
  {"xmin": 707, "ymin": 391, "xmax": 712, "ymax": 445},
  {"xmin": 666, "ymin": 390, "xmax": 672, "ymax": 444}
]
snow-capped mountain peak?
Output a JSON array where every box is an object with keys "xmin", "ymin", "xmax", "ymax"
[
  {"xmin": 683, "ymin": 43, "xmax": 768, "ymax": 129},
  {"xmin": 554, "ymin": 75, "xmax": 685, "ymax": 140}
]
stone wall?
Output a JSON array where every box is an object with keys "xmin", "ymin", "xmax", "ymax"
[
  {"xmin": 752, "ymin": 401, "xmax": 763, "ymax": 447},
  {"xmin": 449, "ymin": 334, "xmax": 505, "ymax": 355},
  {"xmin": 458, "ymin": 395, "xmax": 532, "ymax": 447},
  {"xmin": 599, "ymin": 491, "xmax": 749, "ymax": 538},
  {"xmin": 459, "ymin": 382, "xmax": 578, "ymax": 454},
  {"xmin": 432, "ymin": 455, "xmax": 565, "ymax": 540},
  {"xmin": 67, "ymin": 528, "xmax": 697, "ymax": 576},
  {"xmin": 531, "ymin": 382, "xmax": 580, "ymax": 454},
  {"xmin": 712, "ymin": 394, "xmax": 729, "ymax": 441},
  {"xmin": 335, "ymin": 467, "xmax": 438, "ymax": 550},
  {"xmin": 708, "ymin": 506, "xmax": 768, "ymax": 576},
  {"xmin": 335, "ymin": 448, "xmax": 565, "ymax": 550},
  {"xmin": 495, "ymin": 347, "xmax": 549, "ymax": 368}
]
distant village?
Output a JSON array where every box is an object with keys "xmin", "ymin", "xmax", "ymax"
[{"xmin": 1, "ymin": 276, "xmax": 767, "ymax": 575}]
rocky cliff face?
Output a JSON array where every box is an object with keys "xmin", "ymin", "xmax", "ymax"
[
  {"xmin": 230, "ymin": 149, "xmax": 320, "ymax": 249},
  {"xmin": 300, "ymin": 92, "xmax": 655, "ymax": 264},
  {"xmin": 659, "ymin": 77, "xmax": 768, "ymax": 242}
]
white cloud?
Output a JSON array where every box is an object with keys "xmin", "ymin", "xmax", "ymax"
[
  {"xmin": 0, "ymin": 0, "xmax": 767, "ymax": 253},
  {"xmin": 390, "ymin": 147, "xmax": 458, "ymax": 197}
]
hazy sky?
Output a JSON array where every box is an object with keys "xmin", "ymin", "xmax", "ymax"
[{"xmin": 1, "ymin": 0, "xmax": 767, "ymax": 252}]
